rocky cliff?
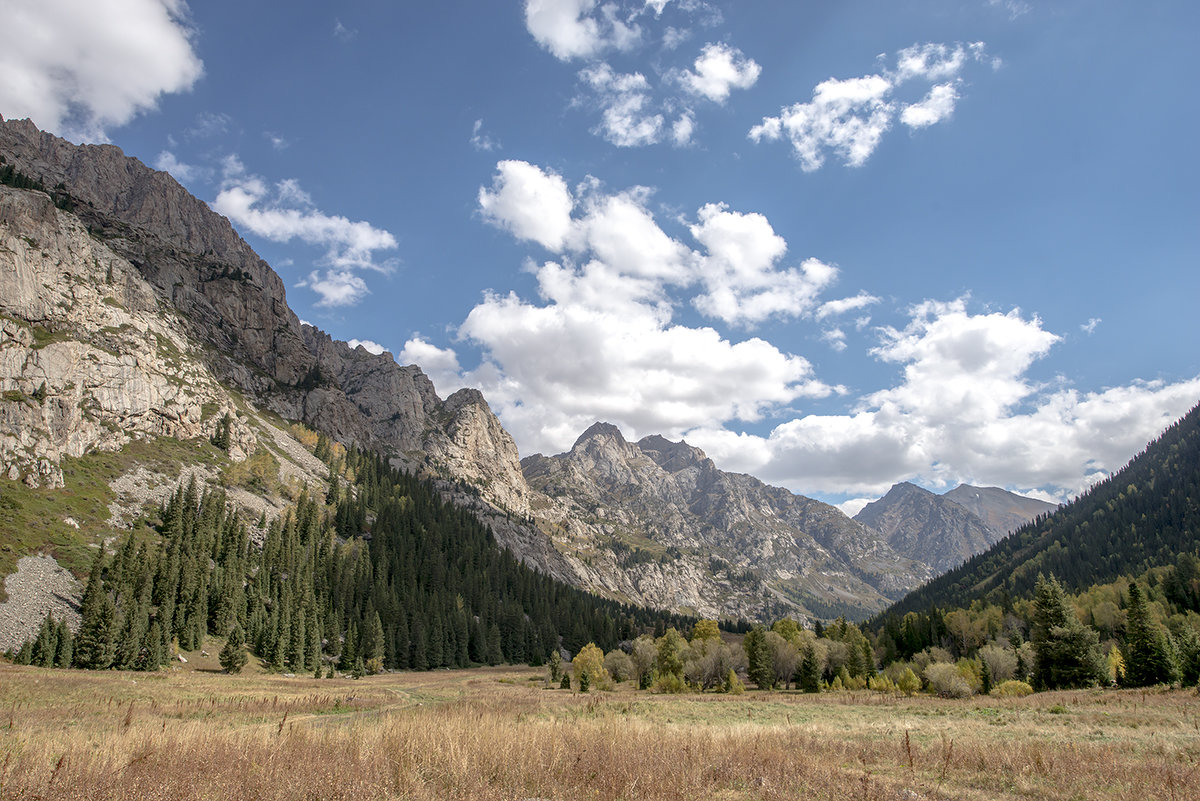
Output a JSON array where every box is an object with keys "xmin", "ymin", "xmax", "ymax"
[
  {"xmin": 0, "ymin": 115, "xmax": 531, "ymax": 520},
  {"xmin": 522, "ymin": 423, "xmax": 932, "ymax": 620}
]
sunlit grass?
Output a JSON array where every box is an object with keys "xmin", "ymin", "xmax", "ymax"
[{"xmin": 2, "ymin": 664, "xmax": 1198, "ymax": 800}]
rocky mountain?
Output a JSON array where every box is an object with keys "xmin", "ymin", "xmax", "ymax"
[
  {"xmin": 943, "ymin": 483, "xmax": 1056, "ymax": 535},
  {"xmin": 0, "ymin": 116, "xmax": 943, "ymax": 630},
  {"xmin": 854, "ymin": 482, "xmax": 1055, "ymax": 574},
  {"xmin": 522, "ymin": 423, "xmax": 932, "ymax": 621}
]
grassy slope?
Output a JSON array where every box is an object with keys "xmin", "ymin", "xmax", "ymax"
[{"xmin": 1, "ymin": 664, "xmax": 1197, "ymax": 801}]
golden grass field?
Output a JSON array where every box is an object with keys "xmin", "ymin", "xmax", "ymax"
[{"xmin": 2, "ymin": 660, "xmax": 1198, "ymax": 801}]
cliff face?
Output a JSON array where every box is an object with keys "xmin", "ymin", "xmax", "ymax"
[
  {"xmin": 523, "ymin": 423, "xmax": 932, "ymax": 620},
  {"xmin": 0, "ymin": 116, "xmax": 530, "ymax": 522},
  {"xmin": 0, "ymin": 184, "xmax": 250, "ymax": 487}
]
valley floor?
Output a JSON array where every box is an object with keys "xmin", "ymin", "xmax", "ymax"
[{"xmin": 1, "ymin": 663, "xmax": 1197, "ymax": 800}]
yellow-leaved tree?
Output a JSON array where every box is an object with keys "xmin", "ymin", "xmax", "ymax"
[{"xmin": 573, "ymin": 643, "xmax": 611, "ymax": 692}]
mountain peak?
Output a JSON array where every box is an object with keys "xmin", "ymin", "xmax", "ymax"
[{"xmin": 572, "ymin": 421, "xmax": 626, "ymax": 449}]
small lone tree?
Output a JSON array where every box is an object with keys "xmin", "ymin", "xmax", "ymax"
[{"xmin": 219, "ymin": 625, "xmax": 248, "ymax": 674}]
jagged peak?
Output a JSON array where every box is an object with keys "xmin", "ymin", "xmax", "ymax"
[
  {"xmin": 572, "ymin": 421, "xmax": 626, "ymax": 450},
  {"xmin": 443, "ymin": 387, "xmax": 489, "ymax": 411},
  {"xmin": 636, "ymin": 434, "xmax": 708, "ymax": 470}
]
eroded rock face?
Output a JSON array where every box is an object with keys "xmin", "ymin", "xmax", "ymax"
[
  {"xmin": 0, "ymin": 116, "xmax": 532, "ymax": 521},
  {"xmin": 0, "ymin": 186, "xmax": 251, "ymax": 486},
  {"xmin": 523, "ymin": 423, "xmax": 932, "ymax": 620}
]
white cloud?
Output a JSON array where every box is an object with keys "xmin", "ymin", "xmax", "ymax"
[
  {"xmin": 750, "ymin": 74, "xmax": 895, "ymax": 171},
  {"xmin": 346, "ymin": 338, "xmax": 387, "ymax": 356},
  {"xmin": 467, "ymin": 161, "xmax": 850, "ymax": 454},
  {"xmin": 690, "ymin": 203, "xmax": 838, "ymax": 326},
  {"xmin": 579, "ymin": 64, "xmax": 664, "ymax": 147},
  {"xmin": 213, "ymin": 158, "xmax": 398, "ymax": 273},
  {"xmin": 644, "ymin": 0, "xmax": 671, "ymax": 16},
  {"xmin": 837, "ymin": 497, "xmax": 875, "ymax": 517},
  {"xmin": 817, "ymin": 292, "xmax": 881, "ymax": 320},
  {"xmin": 901, "ymin": 82, "xmax": 960, "ymax": 128},
  {"xmin": 671, "ymin": 111, "xmax": 696, "ymax": 146},
  {"xmin": 0, "ymin": 0, "xmax": 203, "ymax": 141},
  {"xmin": 333, "ymin": 19, "xmax": 357, "ymax": 42},
  {"xmin": 470, "ymin": 119, "xmax": 501, "ymax": 152},
  {"xmin": 524, "ymin": 0, "xmax": 640, "ymax": 62},
  {"xmin": 677, "ymin": 43, "xmax": 761, "ymax": 103},
  {"xmin": 399, "ymin": 337, "xmax": 469, "ymax": 398},
  {"xmin": 211, "ymin": 156, "xmax": 397, "ymax": 307},
  {"xmin": 153, "ymin": 151, "xmax": 201, "ymax": 184},
  {"xmin": 297, "ymin": 270, "xmax": 370, "ymax": 308},
  {"xmin": 822, "ymin": 328, "xmax": 848, "ymax": 352},
  {"xmin": 752, "ymin": 42, "xmax": 989, "ymax": 170},
  {"xmin": 478, "ymin": 160, "xmax": 574, "ymax": 251},
  {"xmin": 686, "ymin": 299, "xmax": 1200, "ymax": 500},
  {"xmin": 265, "ymin": 132, "xmax": 290, "ymax": 150},
  {"xmin": 988, "ymin": 0, "xmax": 1032, "ymax": 20},
  {"xmin": 1081, "ymin": 317, "xmax": 1101, "ymax": 335}
]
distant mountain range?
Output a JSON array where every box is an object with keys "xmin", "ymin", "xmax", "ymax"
[
  {"xmin": 854, "ymin": 482, "xmax": 1056, "ymax": 574},
  {"xmin": 879, "ymin": 401, "xmax": 1200, "ymax": 620}
]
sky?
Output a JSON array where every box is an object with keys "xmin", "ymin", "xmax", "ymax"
[{"xmin": 3, "ymin": 0, "xmax": 1199, "ymax": 513}]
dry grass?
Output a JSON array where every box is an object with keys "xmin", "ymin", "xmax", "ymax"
[{"xmin": 2, "ymin": 664, "xmax": 1199, "ymax": 801}]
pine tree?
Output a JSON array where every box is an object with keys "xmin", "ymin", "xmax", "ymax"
[
  {"xmin": 743, "ymin": 625, "xmax": 774, "ymax": 690},
  {"xmin": 219, "ymin": 625, "xmax": 248, "ymax": 674}
]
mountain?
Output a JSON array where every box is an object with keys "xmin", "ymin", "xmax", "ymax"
[
  {"xmin": 854, "ymin": 482, "xmax": 1055, "ymax": 574},
  {"xmin": 878, "ymin": 401, "xmax": 1200, "ymax": 620},
  {"xmin": 943, "ymin": 484, "xmax": 1057, "ymax": 536},
  {"xmin": 522, "ymin": 423, "xmax": 932, "ymax": 621}
]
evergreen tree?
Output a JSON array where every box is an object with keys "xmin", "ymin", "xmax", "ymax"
[
  {"xmin": 798, "ymin": 643, "xmax": 822, "ymax": 693},
  {"xmin": 743, "ymin": 625, "xmax": 774, "ymax": 690},
  {"xmin": 74, "ymin": 552, "xmax": 116, "ymax": 669},
  {"xmin": 219, "ymin": 624, "xmax": 248, "ymax": 673},
  {"xmin": 1123, "ymin": 582, "xmax": 1180, "ymax": 686},
  {"xmin": 1030, "ymin": 574, "xmax": 1105, "ymax": 689}
]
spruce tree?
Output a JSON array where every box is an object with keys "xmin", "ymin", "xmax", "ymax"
[
  {"xmin": 1030, "ymin": 574, "xmax": 1105, "ymax": 689},
  {"xmin": 219, "ymin": 624, "xmax": 248, "ymax": 674},
  {"xmin": 74, "ymin": 552, "xmax": 116, "ymax": 669},
  {"xmin": 799, "ymin": 643, "xmax": 822, "ymax": 693},
  {"xmin": 1123, "ymin": 582, "xmax": 1180, "ymax": 686}
]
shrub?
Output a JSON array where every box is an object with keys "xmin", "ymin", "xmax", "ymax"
[
  {"xmin": 924, "ymin": 662, "xmax": 974, "ymax": 698},
  {"xmin": 991, "ymin": 680, "xmax": 1035, "ymax": 698},
  {"xmin": 896, "ymin": 667, "xmax": 922, "ymax": 696}
]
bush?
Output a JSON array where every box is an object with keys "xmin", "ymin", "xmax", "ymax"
[
  {"xmin": 604, "ymin": 649, "xmax": 634, "ymax": 683},
  {"xmin": 924, "ymin": 662, "xmax": 974, "ymax": 698},
  {"xmin": 651, "ymin": 671, "xmax": 688, "ymax": 694},
  {"xmin": 896, "ymin": 667, "xmax": 922, "ymax": 696},
  {"xmin": 991, "ymin": 679, "xmax": 1035, "ymax": 698}
]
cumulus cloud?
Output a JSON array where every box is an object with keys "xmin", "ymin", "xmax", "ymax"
[
  {"xmin": 478, "ymin": 160, "xmax": 575, "ymax": 251},
  {"xmin": 751, "ymin": 42, "xmax": 988, "ymax": 170},
  {"xmin": 524, "ymin": 0, "xmax": 640, "ymax": 61},
  {"xmin": 686, "ymin": 299, "xmax": 1200, "ymax": 500},
  {"xmin": 677, "ymin": 43, "xmax": 761, "ymax": 103},
  {"xmin": 466, "ymin": 161, "xmax": 850, "ymax": 453},
  {"xmin": 1081, "ymin": 317, "xmax": 1101, "ymax": 335},
  {"xmin": 399, "ymin": 337, "xmax": 468, "ymax": 398},
  {"xmin": 579, "ymin": 64, "xmax": 664, "ymax": 146},
  {"xmin": 346, "ymin": 338, "xmax": 386, "ymax": 356},
  {"xmin": 296, "ymin": 270, "xmax": 369, "ymax": 308},
  {"xmin": 0, "ymin": 0, "xmax": 203, "ymax": 141},
  {"xmin": 212, "ymin": 156, "xmax": 397, "ymax": 306}
]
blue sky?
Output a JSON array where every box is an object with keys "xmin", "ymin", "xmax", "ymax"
[{"xmin": 4, "ymin": 0, "xmax": 1198, "ymax": 511}]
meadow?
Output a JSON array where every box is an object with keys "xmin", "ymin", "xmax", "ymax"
[{"xmin": 2, "ymin": 661, "xmax": 1198, "ymax": 801}]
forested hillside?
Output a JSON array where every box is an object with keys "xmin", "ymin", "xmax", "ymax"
[
  {"xmin": 8, "ymin": 440, "xmax": 693, "ymax": 674},
  {"xmin": 880, "ymin": 402, "xmax": 1200, "ymax": 619}
]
